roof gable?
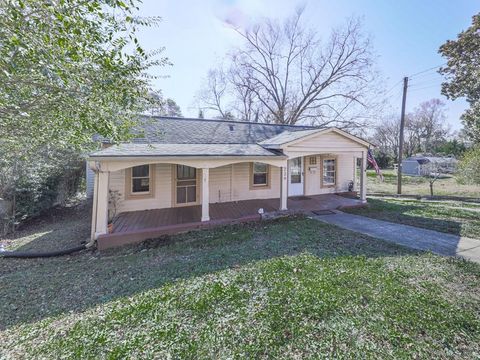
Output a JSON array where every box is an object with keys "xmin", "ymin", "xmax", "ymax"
[{"xmin": 260, "ymin": 128, "xmax": 371, "ymax": 149}]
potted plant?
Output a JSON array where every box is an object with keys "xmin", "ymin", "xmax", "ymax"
[{"xmin": 108, "ymin": 190, "xmax": 121, "ymax": 233}]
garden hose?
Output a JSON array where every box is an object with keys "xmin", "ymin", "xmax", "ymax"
[{"xmin": 0, "ymin": 244, "xmax": 87, "ymax": 258}]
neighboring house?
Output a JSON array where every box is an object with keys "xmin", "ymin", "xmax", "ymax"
[
  {"xmin": 402, "ymin": 155, "xmax": 458, "ymax": 176},
  {"xmin": 87, "ymin": 116, "xmax": 371, "ymax": 249}
]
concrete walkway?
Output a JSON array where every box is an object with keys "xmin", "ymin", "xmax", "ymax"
[{"xmin": 312, "ymin": 211, "xmax": 480, "ymax": 263}]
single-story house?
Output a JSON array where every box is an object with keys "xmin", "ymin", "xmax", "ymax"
[
  {"xmin": 87, "ymin": 116, "xmax": 371, "ymax": 249},
  {"xmin": 402, "ymin": 155, "xmax": 458, "ymax": 176}
]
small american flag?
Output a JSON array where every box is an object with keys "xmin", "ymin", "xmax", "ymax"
[{"xmin": 367, "ymin": 148, "xmax": 384, "ymax": 181}]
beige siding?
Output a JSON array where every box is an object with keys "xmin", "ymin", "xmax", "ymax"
[
  {"xmin": 285, "ymin": 132, "xmax": 365, "ymax": 156},
  {"xmin": 304, "ymin": 154, "xmax": 355, "ymax": 196},
  {"xmin": 109, "ymin": 162, "xmax": 283, "ymax": 214},
  {"xmin": 109, "ymin": 164, "xmax": 172, "ymax": 213},
  {"xmin": 209, "ymin": 165, "xmax": 233, "ymax": 203},
  {"xmin": 231, "ymin": 163, "xmax": 281, "ymax": 201}
]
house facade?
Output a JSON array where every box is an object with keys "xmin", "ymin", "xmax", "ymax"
[{"xmin": 87, "ymin": 117, "xmax": 370, "ymax": 249}]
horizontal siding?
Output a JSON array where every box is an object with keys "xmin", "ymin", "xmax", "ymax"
[
  {"xmin": 232, "ymin": 163, "xmax": 280, "ymax": 201},
  {"xmin": 209, "ymin": 165, "xmax": 232, "ymax": 203},
  {"xmin": 108, "ymin": 162, "xmax": 283, "ymax": 214},
  {"xmin": 286, "ymin": 132, "xmax": 366, "ymax": 153},
  {"xmin": 109, "ymin": 164, "xmax": 172, "ymax": 213},
  {"xmin": 304, "ymin": 154, "xmax": 355, "ymax": 196}
]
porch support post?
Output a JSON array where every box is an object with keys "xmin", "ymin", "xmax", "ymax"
[
  {"xmin": 280, "ymin": 163, "xmax": 288, "ymax": 211},
  {"xmin": 352, "ymin": 155, "xmax": 357, "ymax": 192},
  {"xmin": 360, "ymin": 150, "xmax": 367, "ymax": 203},
  {"xmin": 94, "ymin": 170, "xmax": 110, "ymax": 237},
  {"xmin": 201, "ymin": 168, "xmax": 210, "ymax": 222}
]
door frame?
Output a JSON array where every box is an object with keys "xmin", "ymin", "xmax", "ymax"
[
  {"xmin": 171, "ymin": 165, "xmax": 201, "ymax": 207},
  {"xmin": 288, "ymin": 157, "xmax": 304, "ymax": 197}
]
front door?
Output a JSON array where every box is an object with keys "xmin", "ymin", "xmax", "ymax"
[
  {"xmin": 288, "ymin": 157, "xmax": 304, "ymax": 196},
  {"xmin": 175, "ymin": 165, "xmax": 197, "ymax": 205}
]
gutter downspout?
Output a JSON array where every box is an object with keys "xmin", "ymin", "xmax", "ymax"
[{"xmin": 87, "ymin": 161, "xmax": 102, "ymax": 248}]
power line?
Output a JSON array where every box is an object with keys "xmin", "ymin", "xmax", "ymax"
[
  {"xmin": 409, "ymin": 83, "xmax": 443, "ymax": 92},
  {"xmin": 408, "ymin": 63, "xmax": 446, "ymax": 78},
  {"xmin": 384, "ymin": 78, "xmax": 404, "ymax": 96},
  {"xmin": 409, "ymin": 79, "xmax": 443, "ymax": 88}
]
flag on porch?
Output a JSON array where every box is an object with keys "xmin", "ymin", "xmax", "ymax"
[{"xmin": 367, "ymin": 148, "xmax": 384, "ymax": 181}]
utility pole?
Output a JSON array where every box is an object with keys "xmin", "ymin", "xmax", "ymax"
[{"xmin": 397, "ymin": 76, "xmax": 408, "ymax": 194}]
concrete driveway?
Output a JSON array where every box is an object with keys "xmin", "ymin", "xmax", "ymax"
[{"xmin": 313, "ymin": 211, "xmax": 480, "ymax": 264}]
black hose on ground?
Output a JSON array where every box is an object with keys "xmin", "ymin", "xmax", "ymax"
[{"xmin": 0, "ymin": 244, "xmax": 87, "ymax": 259}]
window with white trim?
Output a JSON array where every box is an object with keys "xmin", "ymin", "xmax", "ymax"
[
  {"xmin": 131, "ymin": 165, "xmax": 150, "ymax": 193},
  {"xmin": 252, "ymin": 162, "xmax": 269, "ymax": 186},
  {"xmin": 322, "ymin": 158, "xmax": 336, "ymax": 186}
]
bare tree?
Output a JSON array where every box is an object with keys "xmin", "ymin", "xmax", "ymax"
[
  {"xmin": 197, "ymin": 69, "xmax": 230, "ymax": 119},
  {"xmin": 373, "ymin": 116, "xmax": 400, "ymax": 161},
  {"xmin": 199, "ymin": 9, "xmax": 378, "ymax": 127},
  {"xmin": 374, "ymin": 99, "xmax": 450, "ymax": 162},
  {"xmin": 425, "ymin": 160, "xmax": 448, "ymax": 196},
  {"xmin": 413, "ymin": 99, "xmax": 449, "ymax": 153}
]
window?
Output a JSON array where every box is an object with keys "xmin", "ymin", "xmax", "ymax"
[
  {"xmin": 131, "ymin": 165, "xmax": 150, "ymax": 193},
  {"xmin": 290, "ymin": 157, "xmax": 302, "ymax": 184},
  {"xmin": 176, "ymin": 165, "xmax": 197, "ymax": 204},
  {"xmin": 322, "ymin": 158, "xmax": 336, "ymax": 186},
  {"xmin": 309, "ymin": 156, "xmax": 317, "ymax": 165},
  {"xmin": 252, "ymin": 162, "xmax": 269, "ymax": 187}
]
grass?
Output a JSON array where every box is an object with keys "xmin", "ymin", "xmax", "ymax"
[
  {"xmin": 367, "ymin": 169, "xmax": 480, "ymax": 198},
  {"xmin": 345, "ymin": 197, "xmax": 480, "ymax": 239},
  {"xmin": 1, "ymin": 205, "xmax": 480, "ymax": 358},
  {"xmin": 0, "ymin": 202, "xmax": 90, "ymax": 252}
]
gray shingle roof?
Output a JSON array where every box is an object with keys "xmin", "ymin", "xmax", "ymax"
[
  {"xmin": 128, "ymin": 116, "xmax": 316, "ymax": 144},
  {"xmin": 90, "ymin": 143, "xmax": 283, "ymax": 158},
  {"xmin": 90, "ymin": 116, "xmax": 322, "ymax": 158}
]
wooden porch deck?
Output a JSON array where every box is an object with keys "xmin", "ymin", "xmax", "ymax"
[{"xmin": 99, "ymin": 194, "xmax": 363, "ymax": 250}]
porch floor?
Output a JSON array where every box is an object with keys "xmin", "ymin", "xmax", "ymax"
[{"xmin": 99, "ymin": 194, "xmax": 363, "ymax": 250}]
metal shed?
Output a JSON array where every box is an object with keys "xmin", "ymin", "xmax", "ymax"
[{"xmin": 402, "ymin": 155, "xmax": 458, "ymax": 176}]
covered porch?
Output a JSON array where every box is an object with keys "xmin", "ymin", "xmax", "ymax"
[{"xmin": 97, "ymin": 194, "xmax": 363, "ymax": 250}]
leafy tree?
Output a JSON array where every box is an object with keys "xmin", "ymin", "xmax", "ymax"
[
  {"xmin": 0, "ymin": 0, "xmax": 167, "ymax": 150},
  {"xmin": 0, "ymin": 0, "xmax": 167, "ymax": 230},
  {"xmin": 439, "ymin": 13, "xmax": 480, "ymax": 143},
  {"xmin": 457, "ymin": 147, "xmax": 480, "ymax": 185},
  {"xmin": 433, "ymin": 139, "xmax": 467, "ymax": 157},
  {"xmin": 148, "ymin": 91, "xmax": 183, "ymax": 117},
  {"xmin": 164, "ymin": 99, "xmax": 182, "ymax": 117}
]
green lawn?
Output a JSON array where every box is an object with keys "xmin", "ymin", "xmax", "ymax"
[
  {"xmin": 1, "ymin": 210, "xmax": 480, "ymax": 358},
  {"xmin": 367, "ymin": 169, "xmax": 480, "ymax": 198},
  {"xmin": 346, "ymin": 197, "xmax": 480, "ymax": 239}
]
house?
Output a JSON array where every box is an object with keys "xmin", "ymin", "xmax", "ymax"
[
  {"xmin": 87, "ymin": 116, "xmax": 371, "ymax": 249},
  {"xmin": 402, "ymin": 155, "xmax": 458, "ymax": 176}
]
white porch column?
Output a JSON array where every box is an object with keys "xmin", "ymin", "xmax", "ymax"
[
  {"xmin": 360, "ymin": 150, "xmax": 367, "ymax": 203},
  {"xmin": 280, "ymin": 164, "xmax": 288, "ymax": 210},
  {"xmin": 352, "ymin": 156, "xmax": 357, "ymax": 192},
  {"xmin": 94, "ymin": 170, "xmax": 110, "ymax": 238},
  {"xmin": 201, "ymin": 168, "xmax": 210, "ymax": 221}
]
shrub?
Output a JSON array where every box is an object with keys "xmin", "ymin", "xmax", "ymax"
[
  {"xmin": 0, "ymin": 147, "xmax": 85, "ymax": 233},
  {"xmin": 457, "ymin": 147, "xmax": 480, "ymax": 185}
]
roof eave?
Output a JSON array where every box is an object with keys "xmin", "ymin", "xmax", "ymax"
[{"xmin": 88, "ymin": 154, "xmax": 288, "ymax": 161}]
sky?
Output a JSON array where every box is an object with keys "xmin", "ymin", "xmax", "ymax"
[{"xmin": 137, "ymin": 0, "xmax": 479, "ymax": 131}]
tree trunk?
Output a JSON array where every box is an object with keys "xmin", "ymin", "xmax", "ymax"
[{"xmin": 429, "ymin": 181, "xmax": 434, "ymax": 197}]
